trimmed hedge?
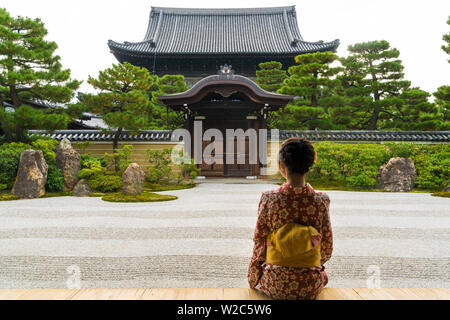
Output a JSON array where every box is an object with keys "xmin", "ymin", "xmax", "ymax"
[{"xmin": 309, "ymin": 142, "xmax": 449, "ymax": 190}]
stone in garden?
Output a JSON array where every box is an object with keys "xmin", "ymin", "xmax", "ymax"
[
  {"xmin": 377, "ymin": 157, "xmax": 416, "ymax": 192},
  {"xmin": 122, "ymin": 163, "xmax": 145, "ymax": 195},
  {"xmin": 442, "ymin": 186, "xmax": 450, "ymax": 192},
  {"xmin": 56, "ymin": 138, "xmax": 81, "ymax": 191},
  {"xmin": 72, "ymin": 179, "xmax": 92, "ymax": 197},
  {"xmin": 12, "ymin": 149, "xmax": 48, "ymax": 199}
]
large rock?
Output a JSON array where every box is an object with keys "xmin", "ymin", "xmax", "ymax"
[
  {"xmin": 122, "ymin": 163, "xmax": 145, "ymax": 195},
  {"xmin": 12, "ymin": 149, "xmax": 48, "ymax": 199},
  {"xmin": 377, "ymin": 157, "xmax": 417, "ymax": 192},
  {"xmin": 56, "ymin": 138, "xmax": 81, "ymax": 191},
  {"xmin": 442, "ymin": 186, "xmax": 450, "ymax": 192},
  {"xmin": 73, "ymin": 179, "xmax": 92, "ymax": 197}
]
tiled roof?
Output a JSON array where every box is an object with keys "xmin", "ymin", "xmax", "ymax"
[
  {"xmin": 280, "ymin": 131, "xmax": 450, "ymax": 143},
  {"xmin": 30, "ymin": 130, "xmax": 173, "ymax": 142},
  {"xmin": 108, "ymin": 6, "xmax": 339, "ymax": 56},
  {"xmin": 29, "ymin": 130, "xmax": 450, "ymax": 143}
]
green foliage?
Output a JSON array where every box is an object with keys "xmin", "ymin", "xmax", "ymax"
[
  {"xmin": 431, "ymin": 191, "xmax": 450, "ymax": 198},
  {"xmin": 148, "ymin": 75, "xmax": 188, "ymax": 129},
  {"xmin": 101, "ymin": 192, "xmax": 177, "ymax": 203},
  {"xmin": 78, "ymin": 160, "xmax": 106, "ymax": 179},
  {"xmin": 434, "ymin": 85, "xmax": 450, "ymax": 129},
  {"xmin": 172, "ymin": 151, "xmax": 201, "ymax": 183},
  {"xmin": 146, "ymin": 149, "xmax": 173, "ymax": 183},
  {"xmin": 103, "ymin": 145, "xmax": 134, "ymax": 172},
  {"xmin": 0, "ymin": 194, "xmax": 20, "ymax": 201},
  {"xmin": 39, "ymin": 191, "xmax": 72, "ymax": 198},
  {"xmin": 256, "ymin": 61, "xmax": 288, "ymax": 92},
  {"xmin": 442, "ymin": 16, "xmax": 450, "ymax": 62},
  {"xmin": 84, "ymin": 62, "xmax": 154, "ymax": 168},
  {"xmin": 0, "ymin": 183, "xmax": 7, "ymax": 191},
  {"xmin": 256, "ymin": 61, "xmax": 288, "ymax": 129},
  {"xmin": 145, "ymin": 182, "xmax": 195, "ymax": 192},
  {"xmin": 337, "ymin": 40, "xmax": 411, "ymax": 130},
  {"xmin": 31, "ymin": 139, "xmax": 58, "ymax": 164},
  {"xmin": 0, "ymin": 8, "xmax": 80, "ymax": 142},
  {"xmin": 278, "ymin": 51, "xmax": 341, "ymax": 130},
  {"xmin": 383, "ymin": 89, "xmax": 444, "ymax": 130},
  {"xmin": 309, "ymin": 142, "xmax": 391, "ymax": 188},
  {"xmin": 308, "ymin": 142, "xmax": 450, "ymax": 190},
  {"xmin": 412, "ymin": 144, "xmax": 449, "ymax": 190},
  {"xmin": 45, "ymin": 163, "xmax": 64, "ymax": 192},
  {"xmin": 87, "ymin": 174, "xmax": 122, "ymax": 193},
  {"xmin": 0, "ymin": 142, "xmax": 31, "ymax": 188}
]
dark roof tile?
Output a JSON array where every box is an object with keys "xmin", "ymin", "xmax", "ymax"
[{"xmin": 108, "ymin": 6, "xmax": 339, "ymax": 56}]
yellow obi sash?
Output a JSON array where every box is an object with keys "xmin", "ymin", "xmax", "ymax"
[{"xmin": 266, "ymin": 222, "xmax": 322, "ymax": 268}]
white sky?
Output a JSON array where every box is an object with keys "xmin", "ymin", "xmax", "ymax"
[{"xmin": 2, "ymin": 0, "xmax": 450, "ymax": 94}]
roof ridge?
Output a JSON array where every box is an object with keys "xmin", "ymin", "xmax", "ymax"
[{"xmin": 150, "ymin": 6, "xmax": 296, "ymax": 15}]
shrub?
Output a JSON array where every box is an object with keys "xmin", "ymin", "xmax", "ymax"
[
  {"xmin": 0, "ymin": 142, "xmax": 31, "ymax": 188},
  {"xmin": 78, "ymin": 160, "xmax": 106, "ymax": 179},
  {"xmin": 307, "ymin": 142, "xmax": 449, "ymax": 190},
  {"xmin": 146, "ymin": 149, "xmax": 172, "ymax": 183},
  {"xmin": 45, "ymin": 164, "xmax": 64, "ymax": 192},
  {"xmin": 87, "ymin": 174, "xmax": 122, "ymax": 192},
  {"xmin": 104, "ymin": 144, "xmax": 134, "ymax": 172},
  {"xmin": 173, "ymin": 151, "xmax": 201, "ymax": 183},
  {"xmin": 80, "ymin": 153, "xmax": 107, "ymax": 168},
  {"xmin": 309, "ymin": 142, "xmax": 390, "ymax": 188},
  {"xmin": 412, "ymin": 145, "xmax": 450, "ymax": 190},
  {"xmin": 31, "ymin": 139, "xmax": 58, "ymax": 164},
  {"xmin": 0, "ymin": 183, "xmax": 7, "ymax": 191}
]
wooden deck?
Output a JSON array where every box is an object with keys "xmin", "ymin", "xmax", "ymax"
[{"xmin": 0, "ymin": 288, "xmax": 448, "ymax": 300}]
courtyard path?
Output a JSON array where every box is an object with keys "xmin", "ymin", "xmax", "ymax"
[{"xmin": 0, "ymin": 183, "xmax": 448, "ymax": 289}]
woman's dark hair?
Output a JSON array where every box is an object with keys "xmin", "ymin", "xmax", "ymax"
[{"xmin": 278, "ymin": 138, "xmax": 315, "ymax": 175}]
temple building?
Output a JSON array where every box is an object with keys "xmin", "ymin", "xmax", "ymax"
[{"xmin": 108, "ymin": 6, "xmax": 340, "ymax": 87}]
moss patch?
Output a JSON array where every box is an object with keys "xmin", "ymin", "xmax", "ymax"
[
  {"xmin": 0, "ymin": 194, "xmax": 20, "ymax": 201},
  {"xmin": 101, "ymin": 192, "xmax": 178, "ymax": 203},
  {"xmin": 144, "ymin": 182, "xmax": 195, "ymax": 192},
  {"xmin": 431, "ymin": 191, "xmax": 450, "ymax": 198},
  {"xmin": 89, "ymin": 192, "xmax": 106, "ymax": 197},
  {"xmin": 40, "ymin": 191, "xmax": 72, "ymax": 198}
]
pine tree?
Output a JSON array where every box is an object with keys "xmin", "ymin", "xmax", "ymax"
[
  {"xmin": 385, "ymin": 88, "xmax": 444, "ymax": 130},
  {"xmin": 434, "ymin": 85, "xmax": 450, "ymax": 130},
  {"xmin": 0, "ymin": 8, "xmax": 80, "ymax": 142},
  {"xmin": 339, "ymin": 40, "xmax": 411, "ymax": 130},
  {"xmin": 442, "ymin": 16, "xmax": 450, "ymax": 62},
  {"xmin": 278, "ymin": 51, "xmax": 341, "ymax": 130},
  {"xmin": 149, "ymin": 75, "xmax": 188, "ymax": 129},
  {"xmin": 255, "ymin": 61, "xmax": 288, "ymax": 128},
  {"xmin": 84, "ymin": 62, "xmax": 154, "ymax": 170},
  {"xmin": 256, "ymin": 61, "xmax": 287, "ymax": 92}
]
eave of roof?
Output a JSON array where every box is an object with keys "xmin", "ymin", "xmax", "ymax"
[
  {"xmin": 108, "ymin": 6, "xmax": 340, "ymax": 56},
  {"xmin": 159, "ymin": 73, "xmax": 293, "ymax": 106},
  {"xmin": 29, "ymin": 130, "xmax": 450, "ymax": 143}
]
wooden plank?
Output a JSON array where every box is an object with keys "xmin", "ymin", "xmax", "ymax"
[
  {"xmin": 71, "ymin": 288, "xmax": 146, "ymax": 300},
  {"xmin": 0, "ymin": 288, "xmax": 448, "ymax": 300},
  {"xmin": 316, "ymin": 288, "xmax": 363, "ymax": 300},
  {"xmin": 0, "ymin": 289, "xmax": 78, "ymax": 300},
  {"xmin": 353, "ymin": 288, "xmax": 450, "ymax": 300},
  {"xmin": 141, "ymin": 288, "xmax": 186, "ymax": 300}
]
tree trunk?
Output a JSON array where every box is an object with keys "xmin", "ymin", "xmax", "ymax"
[
  {"xmin": 9, "ymin": 84, "xmax": 26, "ymax": 142},
  {"xmin": 281, "ymin": 107, "xmax": 285, "ymax": 130},
  {"xmin": 113, "ymin": 127, "xmax": 123, "ymax": 171},
  {"xmin": 368, "ymin": 105, "xmax": 380, "ymax": 130}
]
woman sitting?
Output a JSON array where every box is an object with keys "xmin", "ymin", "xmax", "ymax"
[{"xmin": 248, "ymin": 137, "xmax": 333, "ymax": 300}]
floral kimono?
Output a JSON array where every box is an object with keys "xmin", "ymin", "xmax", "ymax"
[{"xmin": 248, "ymin": 183, "xmax": 333, "ymax": 300}]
